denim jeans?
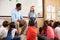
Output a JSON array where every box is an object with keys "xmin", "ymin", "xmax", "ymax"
[{"xmin": 13, "ymin": 36, "xmax": 20, "ymax": 40}]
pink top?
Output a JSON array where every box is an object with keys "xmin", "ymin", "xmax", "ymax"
[{"xmin": 41, "ymin": 26, "xmax": 54, "ymax": 38}]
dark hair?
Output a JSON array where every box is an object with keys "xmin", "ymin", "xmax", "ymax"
[
  {"xmin": 10, "ymin": 22, "xmax": 15, "ymax": 28},
  {"xmin": 8, "ymin": 22, "xmax": 15, "ymax": 35},
  {"xmin": 49, "ymin": 20, "xmax": 53, "ymax": 27},
  {"xmin": 16, "ymin": 3, "xmax": 21, "ymax": 7},
  {"xmin": 29, "ymin": 20, "xmax": 35, "ymax": 26},
  {"xmin": 2, "ymin": 21, "xmax": 9, "ymax": 27},
  {"xmin": 53, "ymin": 21, "xmax": 59, "ymax": 29},
  {"xmin": 39, "ymin": 27, "xmax": 43, "ymax": 34},
  {"xmin": 50, "ymin": 20, "xmax": 53, "ymax": 22},
  {"xmin": 59, "ymin": 22, "xmax": 60, "ymax": 26},
  {"xmin": 43, "ymin": 20, "xmax": 49, "ymax": 30}
]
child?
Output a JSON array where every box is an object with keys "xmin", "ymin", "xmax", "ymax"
[
  {"xmin": 41, "ymin": 20, "xmax": 54, "ymax": 40},
  {"xmin": 7, "ymin": 22, "xmax": 20, "ymax": 40},
  {"xmin": 26, "ymin": 20, "xmax": 37, "ymax": 40},
  {"xmin": 28, "ymin": 6, "xmax": 38, "ymax": 28},
  {"xmin": 0, "ymin": 21, "xmax": 9, "ymax": 40},
  {"xmin": 28, "ymin": 6, "xmax": 36, "ymax": 20}
]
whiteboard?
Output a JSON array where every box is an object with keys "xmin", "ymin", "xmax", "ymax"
[{"xmin": 0, "ymin": 0, "xmax": 43, "ymax": 17}]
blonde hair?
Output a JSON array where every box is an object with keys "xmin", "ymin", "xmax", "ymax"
[{"xmin": 30, "ymin": 6, "xmax": 35, "ymax": 13}]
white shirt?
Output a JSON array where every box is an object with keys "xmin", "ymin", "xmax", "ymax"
[
  {"xmin": 0, "ymin": 26, "xmax": 17, "ymax": 39},
  {"xmin": 0, "ymin": 26, "xmax": 8, "ymax": 38},
  {"xmin": 11, "ymin": 9, "xmax": 23, "ymax": 22},
  {"xmin": 11, "ymin": 28, "xmax": 17, "ymax": 39},
  {"xmin": 55, "ymin": 27, "xmax": 60, "ymax": 40},
  {"xmin": 6, "ymin": 28, "xmax": 17, "ymax": 39}
]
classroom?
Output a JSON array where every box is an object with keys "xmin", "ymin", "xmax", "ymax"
[{"xmin": 0, "ymin": 0, "xmax": 60, "ymax": 40}]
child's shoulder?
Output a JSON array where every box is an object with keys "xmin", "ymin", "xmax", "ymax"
[
  {"xmin": 28, "ymin": 26, "xmax": 35, "ymax": 28},
  {"xmin": 28, "ymin": 26, "xmax": 31, "ymax": 29},
  {"xmin": 28, "ymin": 26, "xmax": 33, "ymax": 29},
  {"xmin": 28, "ymin": 26, "xmax": 37, "ymax": 30}
]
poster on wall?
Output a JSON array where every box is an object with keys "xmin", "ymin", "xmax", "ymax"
[
  {"xmin": 58, "ymin": 8, "xmax": 60, "ymax": 18},
  {"xmin": 52, "ymin": 13, "xmax": 55, "ymax": 20},
  {"xmin": 46, "ymin": 5, "xmax": 51, "ymax": 12},
  {"xmin": 47, "ymin": 12, "xmax": 51, "ymax": 20},
  {"xmin": 47, "ymin": 5, "xmax": 55, "ymax": 12},
  {"xmin": 51, "ymin": 6, "xmax": 55, "ymax": 20},
  {"xmin": 46, "ymin": 5, "xmax": 56, "ymax": 20}
]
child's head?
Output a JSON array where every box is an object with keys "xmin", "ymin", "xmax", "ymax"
[
  {"xmin": 9, "ymin": 22, "xmax": 16, "ymax": 28},
  {"xmin": 44, "ymin": 20, "xmax": 49, "ymax": 26},
  {"xmin": 53, "ymin": 21, "xmax": 59, "ymax": 28},
  {"xmin": 30, "ymin": 6, "xmax": 35, "ymax": 12},
  {"xmin": 29, "ymin": 20, "xmax": 35, "ymax": 26},
  {"xmin": 2, "ymin": 21, "xmax": 9, "ymax": 27},
  {"xmin": 43, "ymin": 20, "xmax": 49, "ymax": 30}
]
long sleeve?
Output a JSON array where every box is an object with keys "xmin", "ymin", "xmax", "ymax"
[
  {"xmin": 11, "ymin": 12, "xmax": 17, "ymax": 22},
  {"xmin": 19, "ymin": 11, "xmax": 23, "ymax": 20},
  {"xmin": 20, "ymin": 14, "xmax": 23, "ymax": 20},
  {"xmin": 47, "ymin": 26, "xmax": 54, "ymax": 39}
]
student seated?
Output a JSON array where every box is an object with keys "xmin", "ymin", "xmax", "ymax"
[
  {"xmin": 0, "ymin": 21, "xmax": 9, "ymax": 40},
  {"xmin": 26, "ymin": 20, "xmax": 37, "ymax": 40},
  {"xmin": 54, "ymin": 22, "xmax": 60, "ymax": 40},
  {"xmin": 39, "ymin": 27, "xmax": 43, "ymax": 34},
  {"xmin": 40, "ymin": 20, "xmax": 54, "ymax": 40},
  {"xmin": 6, "ymin": 22, "xmax": 20, "ymax": 40}
]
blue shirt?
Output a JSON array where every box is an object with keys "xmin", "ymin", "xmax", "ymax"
[
  {"xmin": 29, "ymin": 12, "xmax": 36, "ymax": 20},
  {"xmin": 11, "ymin": 9, "xmax": 23, "ymax": 22},
  {"xmin": 29, "ymin": 12, "xmax": 36, "ymax": 18}
]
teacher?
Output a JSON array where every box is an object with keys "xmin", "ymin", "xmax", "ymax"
[{"xmin": 11, "ymin": 3, "xmax": 27, "ymax": 34}]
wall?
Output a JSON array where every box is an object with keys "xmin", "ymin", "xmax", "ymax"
[
  {"xmin": 0, "ymin": 0, "xmax": 60, "ymax": 27},
  {"xmin": 0, "ymin": 0, "xmax": 44, "ymax": 28},
  {"xmin": 0, "ymin": 0, "xmax": 43, "ymax": 17},
  {"xmin": 0, "ymin": 17, "xmax": 44, "ymax": 29},
  {"xmin": 44, "ymin": 0, "xmax": 60, "ymax": 21}
]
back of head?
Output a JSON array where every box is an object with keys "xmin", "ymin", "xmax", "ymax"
[
  {"xmin": 44, "ymin": 20, "xmax": 49, "ymax": 26},
  {"xmin": 8, "ymin": 22, "xmax": 15, "ymax": 35},
  {"xmin": 53, "ymin": 21, "xmax": 60, "ymax": 28},
  {"xmin": 9, "ymin": 22, "xmax": 15, "ymax": 28},
  {"xmin": 29, "ymin": 20, "xmax": 35, "ymax": 26},
  {"xmin": 43, "ymin": 20, "xmax": 49, "ymax": 30},
  {"xmin": 45, "ymin": 20, "xmax": 49, "ymax": 24},
  {"xmin": 59, "ymin": 22, "xmax": 60, "ymax": 26},
  {"xmin": 50, "ymin": 20, "xmax": 53, "ymax": 22},
  {"xmin": 2, "ymin": 21, "xmax": 9, "ymax": 27},
  {"xmin": 45, "ymin": 20, "xmax": 51, "ymax": 26}
]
